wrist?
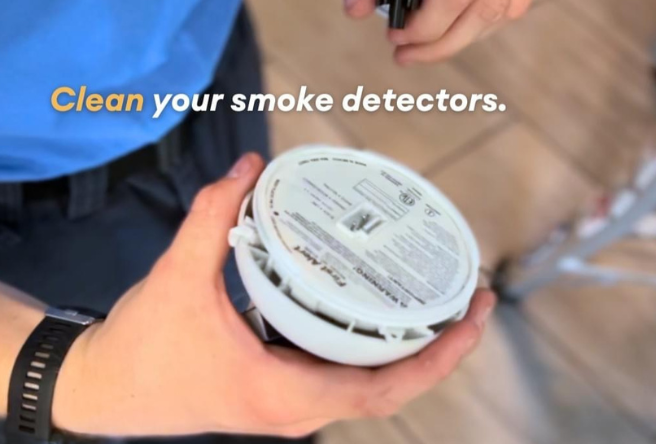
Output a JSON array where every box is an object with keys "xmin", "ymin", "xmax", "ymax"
[{"xmin": 51, "ymin": 323, "xmax": 102, "ymax": 435}]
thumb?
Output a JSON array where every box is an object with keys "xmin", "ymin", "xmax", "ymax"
[
  {"xmin": 344, "ymin": 0, "xmax": 376, "ymax": 19},
  {"xmin": 168, "ymin": 152, "xmax": 265, "ymax": 279}
]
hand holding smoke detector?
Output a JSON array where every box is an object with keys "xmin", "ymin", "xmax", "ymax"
[
  {"xmin": 42, "ymin": 151, "xmax": 493, "ymax": 438},
  {"xmin": 230, "ymin": 146, "xmax": 482, "ymax": 366}
]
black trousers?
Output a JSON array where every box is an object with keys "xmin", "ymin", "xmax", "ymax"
[{"xmin": 0, "ymin": 8, "xmax": 312, "ymax": 444}]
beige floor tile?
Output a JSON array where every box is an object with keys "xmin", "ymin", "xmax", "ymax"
[
  {"xmin": 560, "ymin": 0, "xmax": 656, "ymax": 58},
  {"xmin": 399, "ymin": 371, "xmax": 526, "ymax": 444},
  {"xmin": 524, "ymin": 241, "xmax": 656, "ymax": 435},
  {"xmin": 427, "ymin": 123, "xmax": 597, "ymax": 268},
  {"xmin": 454, "ymin": 1, "xmax": 656, "ymax": 185},
  {"xmin": 454, "ymin": 305, "xmax": 653, "ymax": 444}
]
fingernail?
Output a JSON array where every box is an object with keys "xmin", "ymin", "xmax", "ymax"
[
  {"xmin": 474, "ymin": 305, "xmax": 494, "ymax": 329},
  {"xmin": 344, "ymin": 0, "xmax": 358, "ymax": 10},
  {"xmin": 228, "ymin": 154, "xmax": 252, "ymax": 179}
]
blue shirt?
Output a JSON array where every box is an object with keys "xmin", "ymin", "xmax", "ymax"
[{"xmin": 0, "ymin": 0, "xmax": 241, "ymax": 182}]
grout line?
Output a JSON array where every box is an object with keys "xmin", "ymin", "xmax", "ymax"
[
  {"xmin": 452, "ymin": 56, "xmax": 604, "ymax": 187},
  {"xmin": 448, "ymin": 2, "xmax": 610, "ymax": 189},
  {"xmin": 422, "ymin": 117, "xmax": 516, "ymax": 177},
  {"xmin": 517, "ymin": 116, "xmax": 604, "ymax": 188},
  {"xmin": 452, "ymin": 0, "xmax": 656, "ymax": 187}
]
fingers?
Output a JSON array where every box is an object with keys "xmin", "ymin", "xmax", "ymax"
[
  {"xmin": 167, "ymin": 153, "xmax": 265, "ymax": 279},
  {"xmin": 343, "ymin": 0, "xmax": 530, "ymax": 64},
  {"xmin": 266, "ymin": 290, "xmax": 495, "ymax": 422},
  {"xmin": 344, "ymin": 0, "xmax": 376, "ymax": 19},
  {"xmin": 394, "ymin": 0, "xmax": 511, "ymax": 65},
  {"xmin": 371, "ymin": 289, "xmax": 496, "ymax": 403},
  {"xmin": 266, "ymin": 346, "xmax": 378, "ymax": 420},
  {"xmin": 389, "ymin": 0, "xmax": 472, "ymax": 46}
]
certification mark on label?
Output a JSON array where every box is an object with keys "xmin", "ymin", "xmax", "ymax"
[{"xmin": 399, "ymin": 192, "xmax": 416, "ymax": 207}]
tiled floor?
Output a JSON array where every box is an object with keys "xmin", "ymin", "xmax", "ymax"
[{"xmin": 247, "ymin": 1, "xmax": 656, "ymax": 442}]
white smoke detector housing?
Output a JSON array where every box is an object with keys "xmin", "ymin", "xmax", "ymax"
[{"xmin": 229, "ymin": 146, "xmax": 479, "ymax": 366}]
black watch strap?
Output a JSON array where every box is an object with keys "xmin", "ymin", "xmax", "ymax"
[{"xmin": 5, "ymin": 307, "xmax": 103, "ymax": 443}]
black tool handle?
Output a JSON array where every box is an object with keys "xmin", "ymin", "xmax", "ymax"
[{"xmin": 377, "ymin": 0, "xmax": 423, "ymax": 29}]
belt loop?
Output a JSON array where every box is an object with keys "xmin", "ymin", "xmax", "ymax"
[
  {"xmin": 156, "ymin": 125, "xmax": 183, "ymax": 173},
  {"xmin": 0, "ymin": 183, "xmax": 23, "ymax": 223},
  {"xmin": 67, "ymin": 166, "xmax": 108, "ymax": 220}
]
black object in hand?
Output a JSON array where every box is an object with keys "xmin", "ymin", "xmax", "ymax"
[{"xmin": 376, "ymin": 0, "xmax": 423, "ymax": 29}]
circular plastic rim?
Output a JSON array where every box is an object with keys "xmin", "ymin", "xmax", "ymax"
[{"xmin": 251, "ymin": 145, "xmax": 480, "ymax": 329}]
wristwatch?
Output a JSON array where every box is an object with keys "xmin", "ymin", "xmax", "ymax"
[{"xmin": 5, "ymin": 307, "xmax": 104, "ymax": 443}]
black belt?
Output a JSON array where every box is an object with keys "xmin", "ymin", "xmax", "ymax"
[{"xmin": 23, "ymin": 144, "xmax": 159, "ymax": 203}]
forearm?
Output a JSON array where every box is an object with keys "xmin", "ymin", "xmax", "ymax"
[{"xmin": 0, "ymin": 283, "xmax": 46, "ymax": 418}]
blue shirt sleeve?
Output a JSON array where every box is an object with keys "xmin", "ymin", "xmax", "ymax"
[{"xmin": 0, "ymin": 0, "xmax": 242, "ymax": 181}]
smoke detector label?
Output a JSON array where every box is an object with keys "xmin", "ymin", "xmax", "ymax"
[{"xmin": 265, "ymin": 154, "xmax": 471, "ymax": 310}]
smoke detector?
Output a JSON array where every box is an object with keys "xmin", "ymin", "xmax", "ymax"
[{"xmin": 229, "ymin": 146, "xmax": 479, "ymax": 366}]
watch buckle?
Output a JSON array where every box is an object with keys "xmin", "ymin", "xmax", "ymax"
[{"xmin": 45, "ymin": 307, "xmax": 97, "ymax": 326}]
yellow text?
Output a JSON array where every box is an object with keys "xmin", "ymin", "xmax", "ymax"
[{"xmin": 51, "ymin": 86, "xmax": 144, "ymax": 113}]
